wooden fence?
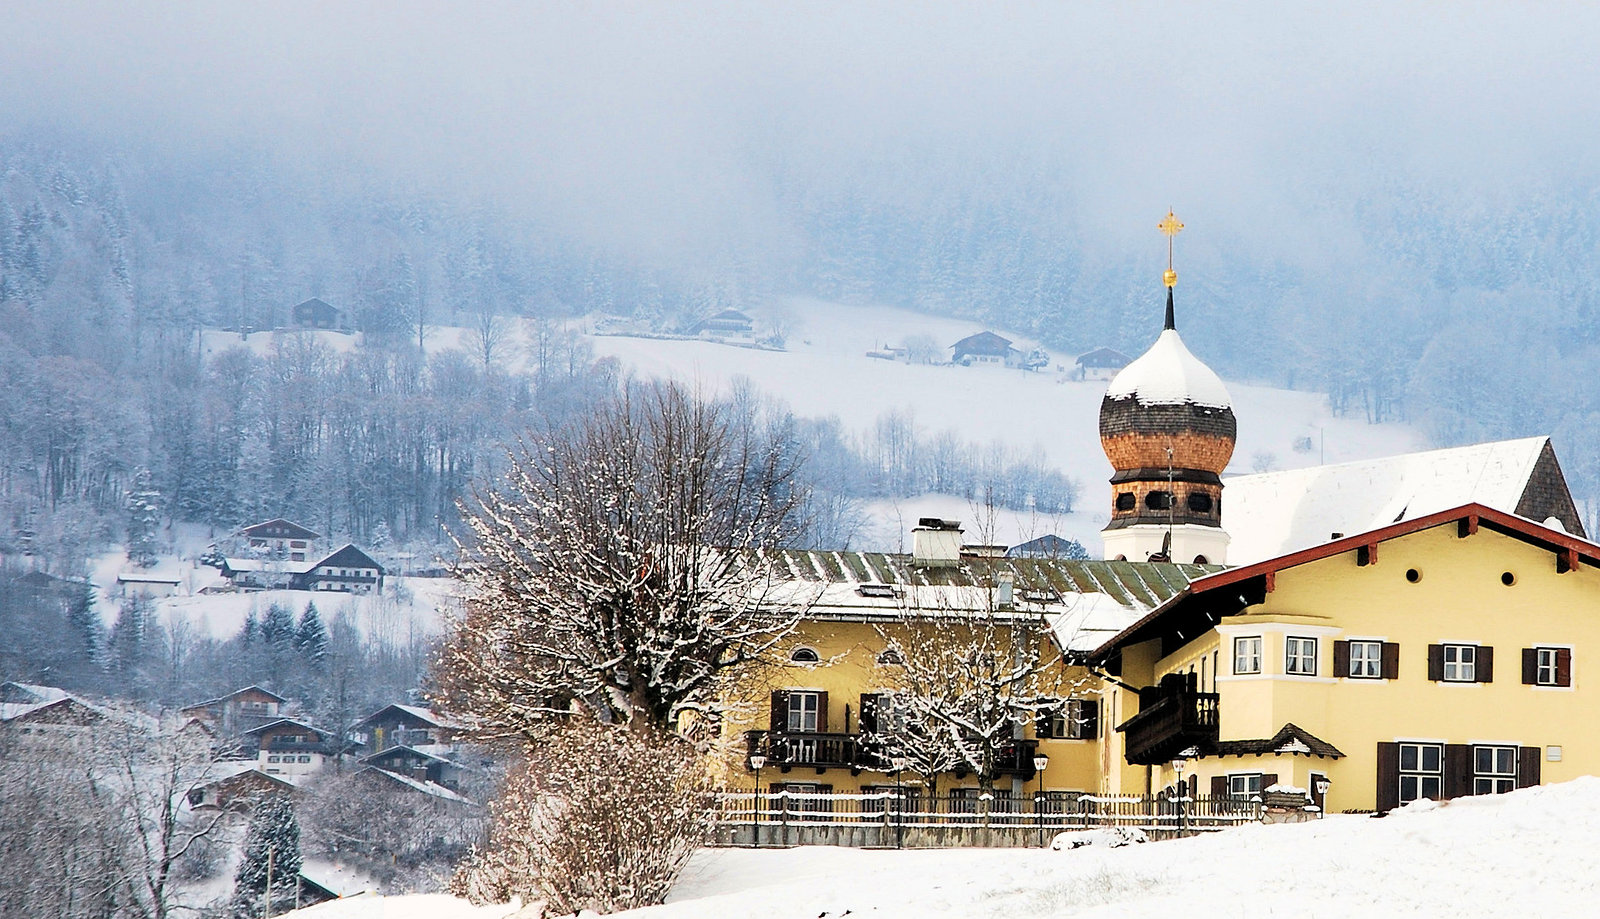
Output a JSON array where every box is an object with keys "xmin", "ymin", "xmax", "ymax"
[{"xmin": 714, "ymin": 789, "xmax": 1266, "ymax": 848}]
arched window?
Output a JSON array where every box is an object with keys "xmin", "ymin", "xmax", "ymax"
[
  {"xmin": 790, "ymin": 647, "xmax": 820, "ymax": 663},
  {"xmin": 876, "ymin": 648, "xmax": 904, "ymax": 666},
  {"xmin": 1193, "ymin": 554, "xmax": 1209, "ymax": 564}
]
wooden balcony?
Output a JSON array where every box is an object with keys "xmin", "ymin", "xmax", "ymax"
[
  {"xmin": 1117, "ymin": 673, "xmax": 1219, "ymax": 766},
  {"xmin": 745, "ymin": 730, "xmax": 864, "ymax": 773}
]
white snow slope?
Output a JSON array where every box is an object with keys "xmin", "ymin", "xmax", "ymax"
[{"xmin": 288, "ymin": 777, "xmax": 1600, "ymax": 919}]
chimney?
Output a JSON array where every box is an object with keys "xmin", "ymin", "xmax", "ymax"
[{"xmin": 912, "ymin": 518, "xmax": 963, "ymax": 568}]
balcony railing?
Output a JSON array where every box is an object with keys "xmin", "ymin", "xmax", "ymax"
[
  {"xmin": 746, "ymin": 730, "xmax": 863, "ymax": 772},
  {"xmin": 1117, "ymin": 673, "xmax": 1219, "ymax": 765}
]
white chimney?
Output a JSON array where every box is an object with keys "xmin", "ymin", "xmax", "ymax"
[{"xmin": 911, "ymin": 518, "xmax": 963, "ymax": 567}]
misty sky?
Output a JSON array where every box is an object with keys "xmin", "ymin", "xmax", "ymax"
[{"xmin": 6, "ymin": 2, "xmax": 1600, "ymax": 270}]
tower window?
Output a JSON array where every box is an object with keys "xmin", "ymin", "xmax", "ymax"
[
  {"xmin": 1187, "ymin": 492, "xmax": 1213, "ymax": 513},
  {"xmin": 1116, "ymin": 492, "xmax": 1136, "ymax": 511},
  {"xmin": 1145, "ymin": 491, "xmax": 1173, "ymax": 510}
]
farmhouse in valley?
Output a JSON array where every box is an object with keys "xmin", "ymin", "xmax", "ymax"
[
  {"xmin": 217, "ymin": 519, "xmax": 385, "ymax": 593},
  {"xmin": 949, "ymin": 330, "xmax": 1020, "ymax": 367}
]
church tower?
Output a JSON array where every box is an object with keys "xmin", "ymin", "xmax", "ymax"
[{"xmin": 1099, "ymin": 211, "xmax": 1235, "ymax": 564}]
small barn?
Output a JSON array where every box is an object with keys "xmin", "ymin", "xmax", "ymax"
[
  {"xmin": 291, "ymin": 298, "xmax": 345, "ymax": 330},
  {"xmin": 950, "ymin": 331, "xmax": 1020, "ymax": 367}
]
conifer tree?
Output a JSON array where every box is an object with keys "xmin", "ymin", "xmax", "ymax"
[
  {"xmin": 230, "ymin": 793, "xmax": 303, "ymax": 918},
  {"xmin": 125, "ymin": 467, "xmax": 162, "ymax": 568},
  {"xmin": 295, "ymin": 603, "xmax": 329, "ymax": 668},
  {"xmin": 260, "ymin": 603, "xmax": 296, "ymax": 648}
]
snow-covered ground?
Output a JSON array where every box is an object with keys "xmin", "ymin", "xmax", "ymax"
[{"xmin": 286, "ymin": 777, "xmax": 1600, "ymax": 918}]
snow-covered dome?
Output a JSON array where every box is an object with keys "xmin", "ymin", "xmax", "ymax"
[{"xmin": 1104, "ymin": 328, "xmax": 1232, "ymax": 409}]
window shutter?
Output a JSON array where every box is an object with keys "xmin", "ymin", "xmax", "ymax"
[
  {"xmin": 816, "ymin": 691, "xmax": 829, "ymax": 733},
  {"xmin": 1517, "ymin": 746, "xmax": 1541, "ymax": 788},
  {"xmin": 1262, "ymin": 772, "xmax": 1278, "ymax": 791},
  {"xmin": 1522, "ymin": 648, "xmax": 1538, "ymax": 685},
  {"xmin": 1211, "ymin": 775, "xmax": 1227, "ymax": 796},
  {"xmin": 1444, "ymin": 745, "xmax": 1472, "ymax": 800},
  {"xmin": 1478, "ymin": 646, "xmax": 1494, "ymax": 683},
  {"xmin": 1381, "ymin": 642, "xmax": 1400, "ymax": 680},
  {"xmin": 1427, "ymin": 644, "xmax": 1445, "ymax": 681},
  {"xmin": 1079, "ymin": 700, "xmax": 1100, "ymax": 739},
  {"xmin": 1333, "ymin": 640, "xmax": 1351, "ymax": 677},
  {"xmin": 1188, "ymin": 774, "xmax": 1198, "ymax": 798},
  {"xmin": 769, "ymin": 691, "xmax": 787, "ymax": 733},
  {"xmin": 859, "ymin": 694, "xmax": 878, "ymax": 736},
  {"xmin": 1376, "ymin": 742, "xmax": 1400, "ymax": 812},
  {"xmin": 1035, "ymin": 709, "xmax": 1053, "ymax": 739},
  {"xmin": 1557, "ymin": 648, "xmax": 1572, "ymax": 687}
]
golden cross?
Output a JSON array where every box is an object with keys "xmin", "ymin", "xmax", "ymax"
[{"xmin": 1158, "ymin": 209, "xmax": 1184, "ymax": 288}]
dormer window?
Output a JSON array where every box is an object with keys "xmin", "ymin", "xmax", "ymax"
[{"xmin": 790, "ymin": 647, "xmax": 820, "ymax": 664}]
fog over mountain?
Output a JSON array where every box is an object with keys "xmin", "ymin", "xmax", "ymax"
[{"xmin": 4, "ymin": 2, "xmax": 1600, "ymax": 555}]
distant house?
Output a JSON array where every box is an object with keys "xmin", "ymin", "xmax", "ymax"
[
  {"xmin": 116, "ymin": 570, "xmax": 184, "ymax": 598},
  {"xmin": 0, "ymin": 694, "xmax": 113, "ymax": 749},
  {"xmin": 179, "ymin": 686, "xmax": 288, "ymax": 737},
  {"xmin": 950, "ymin": 331, "xmax": 1021, "ymax": 368},
  {"xmin": 186, "ymin": 763, "xmax": 298, "ymax": 811},
  {"xmin": 1073, "ymin": 346, "xmax": 1132, "ymax": 381},
  {"xmin": 291, "ymin": 298, "xmax": 345, "ymax": 330},
  {"xmin": 244, "ymin": 718, "xmax": 339, "ymax": 779},
  {"xmin": 355, "ymin": 703, "xmax": 466, "ymax": 753},
  {"xmin": 693, "ymin": 309, "xmax": 756, "ymax": 341},
  {"xmin": 356, "ymin": 765, "xmax": 475, "ymax": 805},
  {"xmin": 218, "ymin": 556, "xmax": 316, "ymax": 591},
  {"xmin": 361, "ymin": 745, "xmax": 468, "ymax": 790},
  {"xmin": 10, "ymin": 570, "xmax": 91, "ymax": 598},
  {"xmin": 238, "ymin": 518, "xmax": 323, "ymax": 561},
  {"xmin": 1006, "ymin": 534, "xmax": 1089, "ymax": 560},
  {"xmin": 304, "ymin": 544, "xmax": 385, "ymax": 594}
]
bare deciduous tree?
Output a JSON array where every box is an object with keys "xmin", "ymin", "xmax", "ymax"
[{"xmin": 435, "ymin": 380, "xmax": 814, "ymax": 740}]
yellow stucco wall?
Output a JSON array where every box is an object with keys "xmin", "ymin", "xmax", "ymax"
[{"xmin": 1123, "ymin": 524, "xmax": 1600, "ymax": 812}]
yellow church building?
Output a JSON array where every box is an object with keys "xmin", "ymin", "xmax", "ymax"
[{"xmin": 728, "ymin": 212, "xmax": 1599, "ymax": 818}]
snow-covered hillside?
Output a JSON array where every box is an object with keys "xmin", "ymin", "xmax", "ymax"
[{"xmin": 285, "ymin": 777, "xmax": 1600, "ymax": 918}]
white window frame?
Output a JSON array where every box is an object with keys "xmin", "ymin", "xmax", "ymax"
[
  {"xmin": 1398, "ymin": 742, "xmax": 1443, "ymax": 803},
  {"xmin": 1227, "ymin": 773, "xmax": 1263, "ymax": 798},
  {"xmin": 1234, "ymin": 636, "xmax": 1263, "ymax": 675},
  {"xmin": 1473, "ymin": 745, "xmax": 1516, "ymax": 795},
  {"xmin": 1443, "ymin": 644, "xmax": 1477, "ymax": 682},
  {"xmin": 786, "ymin": 691, "xmax": 821, "ymax": 733},
  {"xmin": 1285, "ymin": 636, "xmax": 1318, "ymax": 676},
  {"xmin": 1535, "ymin": 647, "xmax": 1560, "ymax": 686},
  {"xmin": 1348, "ymin": 640, "xmax": 1383, "ymax": 678}
]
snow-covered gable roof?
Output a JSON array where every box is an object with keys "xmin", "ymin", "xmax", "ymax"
[
  {"xmin": 1222, "ymin": 436, "xmax": 1553, "ymax": 564},
  {"xmin": 360, "ymin": 766, "xmax": 475, "ymax": 804},
  {"xmin": 0, "ymin": 681, "xmax": 70, "ymax": 704},
  {"xmin": 222, "ymin": 557, "xmax": 318, "ymax": 574},
  {"xmin": 1104, "ymin": 329, "xmax": 1231, "ymax": 408}
]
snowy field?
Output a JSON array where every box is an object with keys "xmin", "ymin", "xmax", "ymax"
[{"xmin": 285, "ymin": 777, "xmax": 1600, "ymax": 918}]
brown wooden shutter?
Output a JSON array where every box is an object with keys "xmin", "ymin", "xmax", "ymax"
[
  {"xmin": 1427, "ymin": 644, "xmax": 1445, "ymax": 681},
  {"xmin": 1517, "ymin": 746, "xmax": 1541, "ymax": 788},
  {"xmin": 815, "ymin": 691, "xmax": 829, "ymax": 733},
  {"xmin": 1444, "ymin": 744, "xmax": 1472, "ymax": 800},
  {"xmin": 1557, "ymin": 648, "xmax": 1572, "ymax": 687},
  {"xmin": 1079, "ymin": 700, "xmax": 1100, "ymax": 739},
  {"xmin": 769, "ymin": 691, "xmax": 788, "ymax": 732},
  {"xmin": 1522, "ymin": 648, "xmax": 1539, "ymax": 685},
  {"xmin": 1376, "ymin": 742, "xmax": 1399, "ymax": 812},
  {"xmin": 859, "ymin": 694, "xmax": 878, "ymax": 735},
  {"xmin": 1333, "ymin": 640, "xmax": 1351, "ymax": 677},
  {"xmin": 1477, "ymin": 646, "xmax": 1494, "ymax": 683},
  {"xmin": 1381, "ymin": 642, "xmax": 1400, "ymax": 680},
  {"xmin": 1188, "ymin": 774, "xmax": 1198, "ymax": 798},
  {"xmin": 1262, "ymin": 772, "xmax": 1278, "ymax": 791},
  {"xmin": 1211, "ymin": 775, "xmax": 1227, "ymax": 796}
]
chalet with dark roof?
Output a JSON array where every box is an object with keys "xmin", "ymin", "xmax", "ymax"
[
  {"xmin": 693, "ymin": 308, "xmax": 756, "ymax": 341},
  {"xmin": 244, "ymin": 718, "xmax": 339, "ymax": 779},
  {"xmin": 355, "ymin": 703, "xmax": 465, "ymax": 753},
  {"xmin": 1073, "ymin": 346, "xmax": 1132, "ymax": 381},
  {"xmin": 291, "ymin": 298, "xmax": 346, "ymax": 330},
  {"xmin": 238, "ymin": 518, "xmax": 323, "ymax": 561},
  {"xmin": 179, "ymin": 686, "xmax": 288, "ymax": 737},
  {"xmin": 304, "ymin": 544, "xmax": 385, "ymax": 594},
  {"xmin": 950, "ymin": 330, "xmax": 1021, "ymax": 367}
]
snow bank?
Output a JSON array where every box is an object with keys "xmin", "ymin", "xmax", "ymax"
[
  {"xmin": 284, "ymin": 893, "xmax": 521, "ymax": 918},
  {"xmin": 299, "ymin": 778, "xmax": 1600, "ymax": 919}
]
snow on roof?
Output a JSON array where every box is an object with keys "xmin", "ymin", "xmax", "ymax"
[
  {"xmin": 1222, "ymin": 437, "xmax": 1550, "ymax": 564},
  {"xmin": 362, "ymin": 767, "xmax": 475, "ymax": 804},
  {"xmin": 0, "ymin": 681, "xmax": 70, "ymax": 704},
  {"xmin": 1104, "ymin": 329, "xmax": 1232, "ymax": 408},
  {"xmin": 223, "ymin": 557, "xmax": 317, "ymax": 574}
]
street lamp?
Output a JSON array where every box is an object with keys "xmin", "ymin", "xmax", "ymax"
[
  {"xmin": 1315, "ymin": 778, "xmax": 1332, "ymax": 819},
  {"xmin": 892, "ymin": 756, "xmax": 909, "ymax": 849},
  {"xmin": 749, "ymin": 754, "xmax": 767, "ymax": 848},
  {"xmin": 1170, "ymin": 747, "xmax": 1197, "ymax": 838},
  {"xmin": 1032, "ymin": 753, "xmax": 1050, "ymax": 847}
]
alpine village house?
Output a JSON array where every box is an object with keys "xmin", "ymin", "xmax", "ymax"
[{"xmin": 728, "ymin": 212, "xmax": 1600, "ymax": 818}]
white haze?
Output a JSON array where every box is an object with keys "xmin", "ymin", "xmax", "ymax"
[{"xmin": 5, "ymin": 2, "xmax": 1600, "ymax": 270}]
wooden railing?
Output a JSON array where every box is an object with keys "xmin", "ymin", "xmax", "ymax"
[
  {"xmin": 715, "ymin": 790, "xmax": 1265, "ymax": 847},
  {"xmin": 745, "ymin": 730, "xmax": 863, "ymax": 771},
  {"xmin": 1119, "ymin": 675, "xmax": 1220, "ymax": 765}
]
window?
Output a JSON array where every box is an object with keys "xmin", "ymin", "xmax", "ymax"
[
  {"xmin": 1398, "ymin": 743, "xmax": 1443, "ymax": 803},
  {"xmin": 875, "ymin": 647, "xmax": 904, "ymax": 665},
  {"xmin": 786, "ymin": 691, "xmax": 820, "ymax": 733},
  {"xmin": 1444, "ymin": 644, "xmax": 1476, "ymax": 682},
  {"xmin": 1348, "ymin": 640, "xmax": 1383, "ymax": 678},
  {"xmin": 1473, "ymin": 745, "xmax": 1516, "ymax": 795},
  {"xmin": 1228, "ymin": 773, "xmax": 1263, "ymax": 798},
  {"xmin": 1525, "ymin": 646, "xmax": 1571, "ymax": 687},
  {"xmin": 1285, "ymin": 637, "xmax": 1318, "ymax": 675},
  {"xmin": 1234, "ymin": 636, "xmax": 1263, "ymax": 674},
  {"xmin": 298, "ymin": 755, "xmax": 312, "ymax": 764},
  {"xmin": 790, "ymin": 647, "xmax": 820, "ymax": 663},
  {"xmin": 1040, "ymin": 699, "xmax": 1100, "ymax": 740},
  {"xmin": 1116, "ymin": 492, "xmax": 1136, "ymax": 511},
  {"xmin": 1187, "ymin": 492, "xmax": 1213, "ymax": 513},
  {"xmin": 1145, "ymin": 491, "xmax": 1173, "ymax": 510}
]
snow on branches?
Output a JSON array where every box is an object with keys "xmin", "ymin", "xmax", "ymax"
[{"xmin": 435, "ymin": 381, "xmax": 815, "ymax": 740}]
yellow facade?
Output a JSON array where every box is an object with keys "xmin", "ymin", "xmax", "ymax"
[{"xmin": 1108, "ymin": 515, "xmax": 1600, "ymax": 813}]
